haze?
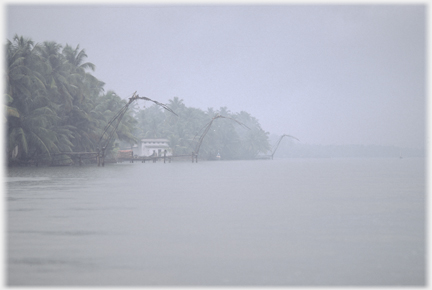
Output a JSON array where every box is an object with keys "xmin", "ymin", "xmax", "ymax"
[{"xmin": 5, "ymin": 3, "xmax": 426, "ymax": 149}]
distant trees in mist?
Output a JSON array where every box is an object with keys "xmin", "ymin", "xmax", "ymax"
[
  {"xmin": 268, "ymin": 135, "xmax": 424, "ymax": 159},
  {"xmin": 5, "ymin": 35, "xmax": 270, "ymax": 165},
  {"xmin": 133, "ymin": 97, "xmax": 270, "ymax": 160}
]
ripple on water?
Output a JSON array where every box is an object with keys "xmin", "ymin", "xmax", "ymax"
[
  {"xmin": 10, "ymin": 230, "xmax": 109, "ymax": 236},
  {"xmin": 7, "ymin": 177, "xmax": 51, "ymax": 182},
  {"xmin": 9, "ymin": 257, "xmax": 92, "ymax": 267}
]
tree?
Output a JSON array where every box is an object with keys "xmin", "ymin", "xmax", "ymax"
[
  {"xmin": 6, "ymin": 35, "xmax": 270, "ymax": 165},
  {"xmin": 5, "ymin": 36, "xmax": 136, "ymax": 166}
]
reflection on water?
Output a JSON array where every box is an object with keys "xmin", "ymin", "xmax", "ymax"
[{"xmin": 6, "ymin": 158, "xmax": 425, "ymax": 286}]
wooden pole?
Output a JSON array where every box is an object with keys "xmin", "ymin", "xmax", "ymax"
[{"xmin": 102, "ymin": 148, "xmax": 105, "ymax": 167}]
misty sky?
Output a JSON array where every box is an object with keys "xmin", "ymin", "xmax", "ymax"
[{"xmin": 5, "ymin": 4, "xmax": 426, "ymax": 148}]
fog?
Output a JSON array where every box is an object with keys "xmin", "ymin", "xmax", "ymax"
[{"xmin": 5, "ymin": 3, "xmax": 426, "ymax": 149}]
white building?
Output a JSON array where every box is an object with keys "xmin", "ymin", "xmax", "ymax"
[{"xmin": 132, "ymin": 139, "xmax": 172, "ymax": 157}]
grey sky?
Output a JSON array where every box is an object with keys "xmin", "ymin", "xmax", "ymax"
[{"xmin": 5, "ymin": 4, "xmax": 426, "ymax": 148}]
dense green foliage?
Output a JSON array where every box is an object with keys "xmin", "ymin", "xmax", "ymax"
[
  {"xmin": 5, "ymin": 35, "xmax": 137, "ymax": 165},
  {"xmin": 134, "ymin": 98, "xmax": 270, "ymax": 160},
  {"xmin": 5, "ymin": 35, "xmax": 270, "ymax": 165}
]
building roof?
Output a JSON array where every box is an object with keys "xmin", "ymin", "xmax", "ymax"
[
  {"xmin": 144, "ymin": 144, "xmax": 170, "ymax": 149},
  {"xmin": 141, "ymin": 139, "xmax": 169, "ymax": 142}
]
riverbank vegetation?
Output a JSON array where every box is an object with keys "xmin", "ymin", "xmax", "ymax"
[
  {"xmin": 5, "ymin": 35, "xmax": 270, "ymax": 166},
  {"xmin": 134, "ymin": 98, "xmax": 269, "ymax": 160}
]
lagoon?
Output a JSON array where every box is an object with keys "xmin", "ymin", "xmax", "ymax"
[{"xmin": 6, "ymin": 158, "xmax": 425, "ymax": 286}]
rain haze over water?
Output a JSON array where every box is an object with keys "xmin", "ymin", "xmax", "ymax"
[
  {"xmin": 5, "ymin": 4, "xmax": 426, "ymax": 149},
  {"xmin": 7, "ymin": 158, "xmax": 425, "ymax": 286},
  {"xmin": 4, "ymin": 2, "xmax": 427, "ymax": 287}
]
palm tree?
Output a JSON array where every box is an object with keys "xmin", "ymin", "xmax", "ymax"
[
  {"xmin": 234, "ymin": 111, "xmax": 270, "ymax": 158},
  {"xmin": 6, "ymin": 35, "xmax": 273, "ymax": 165},
  {"xmin": 37, "ymin": 41, "xmax": 76, "ymax": 113},
  {"xmin": 135, "ymin": 104, "xmax": 166, "ymax": 139},
  {"xmin": 5, "ymin": 36, "xmax": 53, "ymax": 163},
  {"xmin": 6, "ymin": 35, "xmax": 46, "ymax": 115},
  {"xmin": 94, "ymin": 91, "xmax": 138, "ymax": 157},
  {"xmin": 62, "ymin": 44, "xmax": 97, "ymax": 103},
  {"xmin": 168, "ymin": 97, "xmax": 186, "ymax": 113},
  {"xmin": 6, "ymin": 36, "xmax": 101, "ymax": 165}
]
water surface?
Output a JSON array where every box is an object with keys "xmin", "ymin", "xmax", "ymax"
[{"xmin": 7, "ymin": 158, "xmax": 425, "ymax": 286}]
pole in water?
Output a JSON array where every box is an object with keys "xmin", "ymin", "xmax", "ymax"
[
  {"xmin": 97, "ymin": 148, "xmax": 100, "ymax": 167},
  {"xmin": 102, "ymin": 147, "xmax": 105, "ymax": 167}
]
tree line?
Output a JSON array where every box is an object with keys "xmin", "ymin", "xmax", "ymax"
[
  {"xmin": 133, "ymin": 98, "xmax": 270, "ymax": 160},
  {"xmin": 5, "ymin": 35, "xmax": 270, "ymax": 166}
]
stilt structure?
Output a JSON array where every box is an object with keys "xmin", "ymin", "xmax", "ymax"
[
  {"xmin": 96, "ymin": 92, "xmax": 177, "ymax": 167},
  {"xmin": 191, "ymin": 114, "xmax": 250, "ymax": 162},
  {"xmin": 270, "ymin": 134, "xmax": 300, "ymax": 159}
]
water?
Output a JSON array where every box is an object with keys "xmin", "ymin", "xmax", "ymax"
[{"xmin": 6, "ymin": 158, "xmax": 425, "ymax": 286}]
